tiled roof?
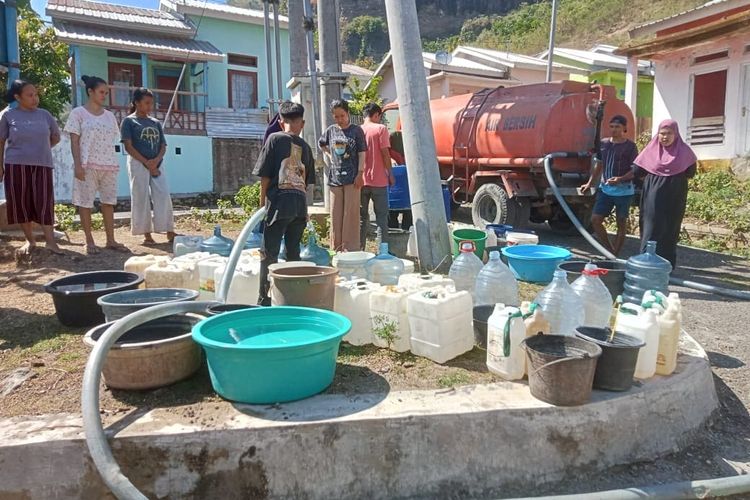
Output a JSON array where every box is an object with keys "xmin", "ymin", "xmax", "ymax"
[
  {"xmin": 161, "ymin": 0, "xmax": 289, "ymax": 28},
  {"xmin": 54, "ymin": 21, "xmax": 224, "ymax": 61},
  {"xmin": 47, "ymin": 0, "xmax": 193, "ymax": 33}
]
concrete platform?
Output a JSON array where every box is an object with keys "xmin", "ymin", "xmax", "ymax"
[{"xmin": 0, "ymin": 333, "xmax": 718, "ymax": 499}]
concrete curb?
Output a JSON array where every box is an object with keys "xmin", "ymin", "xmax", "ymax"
[{"xmin": 0, "ymin": 333, "xmax": 718, "ymax": 499}]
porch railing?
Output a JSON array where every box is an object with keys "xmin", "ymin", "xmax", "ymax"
[{"xmin": 77, "ymin": 83, "xmax": 209, "ymax": 135}]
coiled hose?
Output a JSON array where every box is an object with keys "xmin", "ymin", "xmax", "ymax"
[{"xmin": 82, "ymin": 208, "xmax": 267, "ymax": 499}]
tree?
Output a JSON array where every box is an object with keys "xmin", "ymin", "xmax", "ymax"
[
  {"xmin": 341, "ymin": 15, "xmax": 389, "ymax": 62},
  {"xmin": 346, "ymin": 76, "xmax": 383, "ymax": 118},
  {"xmin": 0, "ymin": 2, "xmax": 70, "ymax": 118}
]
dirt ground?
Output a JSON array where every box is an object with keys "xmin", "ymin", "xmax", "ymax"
[
  {"xmin": 2, "ymin": 211, "xmax": 750, "ymax": 497},
  {"xmin": 0, "ymin": 218, "xmax": 544, "ymax": 418}
]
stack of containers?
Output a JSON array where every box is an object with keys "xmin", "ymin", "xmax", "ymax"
[
  {"xmin": 197, "ymin": 256, "xmax": 229, "ymax": 300},
  {"xmin": 124, "ymin": 255, "xmax": 170, "ymax": 279},
  {"xmin": 407, "ymin": 286, "xmax": 473, "ymax": 363},
  {"xmin": 171, "ymin": 252, "xmax": 214, "ymax": 290},
  {"xmin": 144, "ymin": 260, "xmax": 194, "ymax": 289},
  {"xmin": 398, "ymin": 273, "xmax": 455, "ymax": 291}
]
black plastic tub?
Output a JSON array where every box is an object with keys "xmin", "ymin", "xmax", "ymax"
[
  {"xmin": 472, "ymin": 305, "xmax": 495, "ymax": 349},
  {"xmin": 205, "ymin": 303, "xmax": 259, "ymax": 316},
  {"xmin": 576, "ymin": 327, "xmax": 645, "ymax": 392},
  {"xmin": 44, "ymin": 271, "xmax": 144, "ymax": 327},
  {"xmin": 558, "ymin": 260, "xmax": 627, "ymax": 299}
]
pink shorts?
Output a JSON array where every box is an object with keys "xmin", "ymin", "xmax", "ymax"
[{"xmin": 72, "ymin": 169, "xmax": 118, "ymax": 208}]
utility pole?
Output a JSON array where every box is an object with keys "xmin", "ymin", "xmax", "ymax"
[
  {"xmin": 262, "ymin": 0, "xmax": 276, "ymax": 114},
  {"xmin": 317, "ymin": 0, "xmax": 343, "ymax": 209},
  {"xmin": 288, "ymin": 0, "xmax": 307, "ymax": 74},
  {"xmin": 384, "ymin": 0, "xmax": 452, "ymax": 272},
  {"xmin": 545, "ymin": 0, "xmax": 559, "ymax": 83},
  {"xmin": 272, "ymin": 0, "xmax": 284, "ymax": 102}
]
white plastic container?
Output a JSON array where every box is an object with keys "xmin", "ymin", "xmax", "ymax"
[
  {"xmin": 475, "ymin": 251, "xmax": 519, "ymax": 306},
  {"xmin": 144, "ymin": 261, "xmax": 193, "ymax": 289},
  {"xmin": 486, "ymin": 304, "xmax": 526, "ymax": 380},
  {"xmin": 333, "ymin": 251, "xmax": 375, "ymax": 280},
  {"xmin": 656, "ymin": 295, "xmax": 682, "ymax": 376},
  {"xmin": 406, "ymin": 227, "xmax": 418, "ymax": 257},
  {"xmin": 124, "ymin": 255, "xmax": 169, "ymax": 278},
  {"xmin": 506, "ymin": 232, "xmax": 539, "ymax": 246},
  {"xmin": 448, "ymin": 241, "xmax": 484, "ymax": 298},
  {"xmin": 571, "ymin": 263, "xmax": 613, "ymax": 328},
  {"xmin": 215, "ymin": 259, "xmax": 261, "ymax": 304},
  {"xmin": 615, "ymin": 304, "xmax": 659, "ymax": 379},
  {"xmin": 197, "ymin": 256, "xmax": 228, "ymax": 300},
  {"xmin": 484, "ymin": 228, "xmax": 498, "ymax": 248},
  {"xmin": 335, "ymin": 279, "xmax": 380, "ymax": 346},
  {"xmin": 642, "ymin": 289, "xmax": 669, "ymax": 313},
  {"xmin": 398, "ymin": 273, "xmax": 455, "ymax": 291},
  {"xmin": 369, "ymin": 286, "xmax": 412, "ymax": 353},
  {"xmin": 407, "ymin": 287, "xmax": 474, "ymax": 363},
  {"xmin": 173, "ymin": 235, "xmax": 203, "ymax": 257},
  {"xmin": 534, "ymin": 270, "xmax": 585, "ymax": 336}
]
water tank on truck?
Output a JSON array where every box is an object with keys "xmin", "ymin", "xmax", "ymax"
[{"xmin": 381, "ymin": 81, "xmax": 635, "ymax": 230}]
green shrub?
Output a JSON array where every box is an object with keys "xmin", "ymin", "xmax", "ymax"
[
  {"xmin": 54, "ymin": 204, "xmax": 76, "ymax": 231},
  {"xmin": 234, "ymin": 184, "xmax": 261, "ymax": 217},
  {"xmin": 686, "ymin": 169, "xmax": 750, "ymax": 233}
]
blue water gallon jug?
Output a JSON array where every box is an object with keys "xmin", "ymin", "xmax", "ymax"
[
  {"xmin": 387, "ymin": 166, "xmax": 410, "ymax": 210},
  {"xmin": 623, "ymin": 240, "xmax": 672, "ymax": 305},
  {"xmin": 366, "ymin": 242, "xmax": 404, "ymax": 285},
  {"xmin": 244, "ymin": 227, "xmax": 263, "ymax": 249},
  {"xmin": 200, "ymin": 225, "xmax": 234, "ymax": 256},
  {"xmin": 301, "ymin": 230, "xmax": 330, "ymax": 266}
]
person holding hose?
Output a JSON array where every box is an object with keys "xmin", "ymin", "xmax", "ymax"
[
  {"xmin": 65, "ymin": 75, "xmax": 126, "ymax": 254},
  {"xmin": 120, "ymin": 88, "xmax": 176, "ymax": 245},
  {"xmin": 580, "ymin": 115, "xmax": 639, "ymax": 256},
  {"xmin": 319, "ymin": 99, "xmax": 367, "ymax": 251},
  {"xmin": 0, "ymin": 80, "xmax": 62, "ymax": 255},
  {"xmin": 615, "ymin": 119, "xmax": 697, "ymax": 268},
  {"xmin": 359, "ymin": 102, "xmax": 394, "ymax": 250}
]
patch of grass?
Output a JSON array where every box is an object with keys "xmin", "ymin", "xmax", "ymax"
[
  {"xmin": 687, "ymin": 169, "xmax": 750, "ymax": 233},
  {"xmin": 437, "ymin": 372, "xmax": 471, "ymax": 388},
  {"xmin": 28, "ymin": 335, "xmax": 74, "ymax": 355}
]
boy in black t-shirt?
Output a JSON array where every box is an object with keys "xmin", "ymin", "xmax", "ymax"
[{"xmin": 252, "ymin": 101, "xmax": 316, "ymax": 305}]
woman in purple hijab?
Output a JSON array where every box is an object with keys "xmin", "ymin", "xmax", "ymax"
[{"xmin": 622, "ymin": 119, "xmax": 697, "ymax": 267}]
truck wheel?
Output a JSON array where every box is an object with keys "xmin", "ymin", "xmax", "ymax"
[{"xmin": 472, "ymin": 183, "xmax": 527, "ymax": 229}]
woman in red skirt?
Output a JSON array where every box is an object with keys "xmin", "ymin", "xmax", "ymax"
[{"xmin": 0, "ymin": 80, "xmax": 62, "ymax": 255}]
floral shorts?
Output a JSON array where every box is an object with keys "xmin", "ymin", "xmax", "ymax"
[{"xmin": 72, "ymin": 169, "xmax": 118, "ymax": 208}]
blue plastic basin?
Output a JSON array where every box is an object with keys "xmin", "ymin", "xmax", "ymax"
[
  {"xmin": 501, "ymin": 245, "xmax": 571, "ymax": 283},
  {"xmin": 192, "ymin": 306, "xmax": 351, "ymax": 404}
]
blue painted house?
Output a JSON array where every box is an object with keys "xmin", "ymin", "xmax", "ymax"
[{"xmin": 46, "ymin": 0, "xmax": 291, "ymax": 197}]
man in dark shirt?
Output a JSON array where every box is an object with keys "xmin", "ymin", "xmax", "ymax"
[
  {"xmin": 580, "ymin": 115, "xmax": 639, "ymax": 256},
  {"xmin": 252, "ymin": 101, "xmax": 316, "ymax": 305}
]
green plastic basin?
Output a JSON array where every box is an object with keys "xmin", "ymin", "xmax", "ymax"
[{"xmin": 192, "ymin": 306, "xmax": 351, "ymax": 404}]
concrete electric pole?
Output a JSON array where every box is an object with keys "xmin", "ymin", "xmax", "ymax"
[
  {"xmin": 545, "ymin": 0, "xmax": 559, "ymax": 83},
  {"xmin": 383, "ymin": 0, "xmax": 452, "ymax": 272},
  {"xmin": 317, "ymin": 0, "xmax": 344, "ymax": 208},
  {"xmin": 287, "ymin": 0, "xmax": 307, "ymax": 75}
]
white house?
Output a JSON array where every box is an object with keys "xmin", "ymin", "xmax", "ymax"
[
  {"xmin": 617, "ymin": 0, "xmax": 750, "ymax": 164},
  {"xmin": 451, "ymin": 46, "xmax": 585, "ymax": 84},
  {"xmin": 366, "ymin": 50, "xmax": 517, "ymax": 103}
]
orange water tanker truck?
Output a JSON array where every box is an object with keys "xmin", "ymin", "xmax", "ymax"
[{"xmin": 381, "ymin": 80, "xmax": 635, "ymax": 230}]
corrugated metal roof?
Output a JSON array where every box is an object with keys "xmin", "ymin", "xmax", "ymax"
[
  {"xmin": 633, "ymin": 0, "xmax": 730, "ymax": 31},
  {"xmin": 206, "ymin": 108, "xmax": 268, "ymax": 139},
  {"xmin": 162, "ymin": 0, "xmax": 289, "ymax": 28},
  {"xmin": 54, "ymin": 21, "xmax": 224, "ymax": 61},
  {"xmin": 47, "ymin": 0, "xmax": 192, "ymax": 32},
  {"xmin": 455, "ymin": 46, "xmax": 583, "ymax": 72}
]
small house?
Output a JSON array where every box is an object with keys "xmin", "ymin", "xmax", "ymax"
[
  {"xmin": 47, "ymin": 0, "xmax": 290, "ymax": 199},
  {"xmin": 617, "ymin": 0, "xmax": 750, "ymax": 166},
  {"xmin": 538, "ymin": 45, "xmax": 655, "ymax": 134}
]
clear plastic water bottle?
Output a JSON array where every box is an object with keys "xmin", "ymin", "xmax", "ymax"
[
  {"xmin": 534, "ymin": 269, "xmax": 585, "ymax": 335},
  {"xmin": 448, "ymin": 241, "xmax": 484, "ymax": 298},
  {"xmin": 571, "ymin": 263, "xmax": 613, "ymax": 328},
  {"xmin": 623, "ymin": 240, "xmax": 672, "ymax": 305},
  {"xmin": 300, "ymin": 224, "xmax": 330, "ymax": 266},
  {"xmin": 475, "ymin": 250, "xmax": 520, "ymax": 306},
  {"xmin": 366, "ymin": 242, "xmax": 405, "ymax": 285}
]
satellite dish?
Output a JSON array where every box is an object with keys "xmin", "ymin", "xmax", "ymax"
[{"xmin": 435, "ymin": 50, "xmax": 452, "ymax": 66}]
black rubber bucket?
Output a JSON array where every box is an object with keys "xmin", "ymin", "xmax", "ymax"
[
  {"xmin": 558, "ymin": 260, "xmax": 626, "ymax": 299},
  {"xmin": 44, "ymin": 271, "xmax": 144, "ymax": 327},
  {"xmin": 472, "ymin": 305, "xmax": 495, "ymax": 349},
  {"xmin": 521, "ymin": 334, "xmax": 602, "ymax": 406},
  {"xmin": 205, "ymin": 303, "xmax": 259, "ymax": 316},
  {"xmin": 576, "ymin": 327, "xmax": 645, "ymax": 391}
]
